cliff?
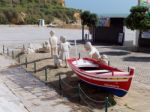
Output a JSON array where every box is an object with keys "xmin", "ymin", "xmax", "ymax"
[
  {"xmin": 0, "ymin": 0, "xmax": 81, "ymax": 25},
  {"xmin": 0, "ymin": 0, "xmax": 65, "ymax": 6}
]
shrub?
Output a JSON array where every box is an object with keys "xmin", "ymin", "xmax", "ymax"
[
  {"xmin": 26, "ymin": 15, "xmax": 38, "ymax": 24},
  {"xmin": 3, "ymin": 9, "xmax": 19, "ymax": 24},
  {"xmin": 125, "ymin": 6, "xmax": 150, "ymax": 30},
  {"xmin": 0, "ymin": 13, "xmax": 8, "ymax": 24}
]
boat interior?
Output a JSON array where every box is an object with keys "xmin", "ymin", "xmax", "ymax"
[
  {"xmin": 72, "ymin": 59, "xmax": 130, "ymax": 76},
  {"xmin": 79, "ymin": 67, "xmax": 111, "ymax": 74}
]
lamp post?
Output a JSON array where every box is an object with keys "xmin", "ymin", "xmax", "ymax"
[
  {"xmin": 133, "ymin": 0, "xmax": 141, "ymax": 49},
  {"xmin": 138, "ymin": 0, "xmax": 140, "ymax": 6}
]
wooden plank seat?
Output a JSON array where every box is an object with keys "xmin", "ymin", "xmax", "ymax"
[
  {"xmin": 85, "ymin": 70, "xmax": 110, "ymax": 73},
  {"xmin": 85, "ymin": 70, "xmax": 129, "ymax": 76}
]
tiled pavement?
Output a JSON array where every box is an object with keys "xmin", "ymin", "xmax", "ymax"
[{"xmin": 0, "ymin": 56, "xmax": 75, "ymax": 112}]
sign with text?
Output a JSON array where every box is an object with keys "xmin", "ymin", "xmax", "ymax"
[{"xmin": 99, "ymin": 18, "xmax": 110, "ymax": 27}]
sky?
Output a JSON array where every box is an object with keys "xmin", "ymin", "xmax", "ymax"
[{"xmin": 65, "ymin": 0, "xmax": 138, "ymax": 16}]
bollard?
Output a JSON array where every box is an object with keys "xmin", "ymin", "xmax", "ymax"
[
  {"xmin": 78, "ymin": 53, "xmax": 81, "ymax": 59},
  {"xmin": 34, "ymin": 62, "xmax": 36, "ymax": 73},
  {"xmin": 105, "ymin": 97, "xmax": 108, "ymax": 112},
  {"xmin": 78, "ymin": 83, "xmax": 81, "ymax": 102},
  {"xmin": 3, "ymin": 45, "xmax": 4, "ymax": 54},
  {"xmin": 18, "ymin": 56, "xmax": 20, "ymax": 63},
  {"xmin": 25, "ymin": 57, "xmax": 28, "ymax": 68},
  {"xmin": 12, "ymin": 50, "xmax": 14, "ymax": 59},
  {"xmin": 7, "ymin": 48, "xmax": 9, "ymax": 56},
  {"xmin": 45, "ymin": 67, "xmax": 48, "ymax": 81},
  {"xmin": 59, "ymin": 74, "xmax": 62, "ymax": 96}
]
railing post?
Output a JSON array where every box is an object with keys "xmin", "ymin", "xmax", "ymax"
[
  {"xmin": 78, "ymin": 83, "xmax": 81, "ymax": 102},
  {"xmin": 128, "ymin": 67, "xmax": 130, "ymax": 72},
  {"xmin": 7, "ymin": 48, "xmax": 9, "ymax": 56},
  {"xmin": 18, "ymin": 55, "xmax": 20, "ymax": 63},
  {"xmin": 108, "ymin": 61, "xmax": 110, "ymax": 66},
  {"xmin": 105, "ymin": 97, "xmax": 108, "ymax": 112},
  {"xmin": 65, "ymin": 56, "xmax": 67, "ymax": 68},
  {"xmin": 34, "ymin": 62, "xmax": 36, "ymax": 73},
  {"xmin": 23, "ymin": 44, "xmax": 25, "ymax": 50},
  {"xmin": 3, "ymin": 45, "xmax": 4, "ymax": 54},
  {"xmin": 12, "ymin": 50, "xmax": 14, "ymax": 59},
  {"xmin": 59, "ymin": 74, "xmax": 62, "ymax": 96},
  {"xmin": 25, "ymin": 57, "xmax": 27, "ymax": 68},
  {"xmin": 45, "ymin": 67, "xmax": 48, "ymax": 82},
  {"xmin": 78, "ymin": 53, "xmax": 81, "ymax": 59}
]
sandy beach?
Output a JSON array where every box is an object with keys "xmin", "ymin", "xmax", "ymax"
[{"xmin": 0, "ymin": 26, "xmax": 150, "ymax": 112}]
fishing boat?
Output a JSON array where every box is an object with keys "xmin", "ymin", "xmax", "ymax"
[{"xmin": 67, "ymin": 58, "xmax": 134, "ymax": 97}]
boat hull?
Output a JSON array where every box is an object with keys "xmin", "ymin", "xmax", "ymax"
[
  {"xmin": 67, "ymin": 58, "xmax": 134, "ymax": 97},
  {"xmin": 78, "ymin": 74, "xmax": 128, "ymax": 97}
]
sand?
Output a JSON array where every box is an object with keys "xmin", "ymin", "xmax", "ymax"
[{"xmin": 8, "ymin": 44, "xmax": 149, "ymax": 112}]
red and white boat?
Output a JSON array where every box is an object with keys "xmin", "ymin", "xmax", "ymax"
[{"xmin": 67, "ymin": 58, "xmax": 134, "ymax": 97}]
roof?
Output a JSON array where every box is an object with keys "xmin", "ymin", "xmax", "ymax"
[{"xmin": 98, "ymin": 13, "xmax": 128, "ymax": 18}]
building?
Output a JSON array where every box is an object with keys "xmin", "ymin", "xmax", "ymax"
[
  {"xmin": 139, "ymin": 31, "xmax": 150, "ymax": 47},
  {"xmin": 137, "ymin": 0, "xmax": 150, "ymax": 47},
  {"xmin": 94, "ymin": 16, "xmax": 125, "ymax": 45},
  {"xmin": 94, "ymin": 16, "xmax": 150, "ymax": 48}
]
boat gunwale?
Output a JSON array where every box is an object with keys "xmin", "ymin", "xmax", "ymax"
[{"xmin": 68, "ymin": 58, "xmax": 134, "ymax": 80}]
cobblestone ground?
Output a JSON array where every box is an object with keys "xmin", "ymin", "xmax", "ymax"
[{"xmin": 70, "ymin": 44, "xmax": 150, "ymax": 85}]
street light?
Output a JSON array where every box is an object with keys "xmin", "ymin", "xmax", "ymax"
[{"xmin": 138, "ymin": 0, "xmax": 140, "ymax": 6}]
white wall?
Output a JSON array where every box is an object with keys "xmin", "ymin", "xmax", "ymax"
[{"xmin": 124, "ymin": 26, "xmax": 137, "ymax": 47}]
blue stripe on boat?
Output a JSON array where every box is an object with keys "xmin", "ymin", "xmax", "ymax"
[{"xmin": 80, "ymin": 80, "xmax": 127, "ymax": 97}]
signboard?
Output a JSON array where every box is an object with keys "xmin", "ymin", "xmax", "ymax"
[
  {"xmin": 99, "ymin": 18, "xmax": 110, "ymax": 27},
  {"xmin": 141, "ymin": 31, "xmax": 150, "ymax": 39},
  {"xmin": 118, "ymin": 33, "xmax": 124, "ymax": 44},
  {"xmin": 140, "ymin": 0, "xmax": 150, "ymax": 7}
]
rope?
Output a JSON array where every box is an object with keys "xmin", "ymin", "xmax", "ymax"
[
  {"xmin": 108, "ymin": 101, "xmax": 112, "ymax": 106},
  {"xmin": 65, "ymin": 94, "xmax": 79, "ymax": 99},
  {"xmin": 61, "ymin": 79, "xmax": 78, "ymax": 89},
  {"xmin": 79, "ymin": 94, "xmax": 94, "ymax": 110},
  {"xmin": 79, "ymin": 86, "xmax": 105, "ymax": 103}
]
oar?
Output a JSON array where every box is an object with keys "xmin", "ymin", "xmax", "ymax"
[{"xmin": 74, "ymin": 40, "xmax": 78, "ymax": 64}]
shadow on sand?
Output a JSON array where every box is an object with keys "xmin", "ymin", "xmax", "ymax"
[
  {"xmin": 101, "ymin": 51, "xmax": 130, "ymax": 56},
  {"xmin": 46, "ymin": 71, "xmax": 116, "ymax": 110},
  {"xmin": 8, "ymin": 59, "xmax": 116, "ymax": 111},
  {"xmin": 27, "ymin": 65, "xmax": 56, "ymax": 73},
  {"xmin": 9, "ymin": 57, "xmax": 52, "ymax": 68},
  {"xmin": 68, "ymin": 39, "xmax": 85, "ymax": 45},
  {"xmin": 123, "ymin": 56, "xmax": 150, "ymax": 62}
]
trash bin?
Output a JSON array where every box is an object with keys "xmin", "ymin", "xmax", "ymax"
[
  {"xmin": 85, "ymin": 34, "xmax": 88, "ymax": 40},
  {"xmin": 38, "ymin": 19, "xmax": 45, "ymax": 26},
  {"xmin": 118, "ymin": 33, "xmax": 124, "ymax": 45}
]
